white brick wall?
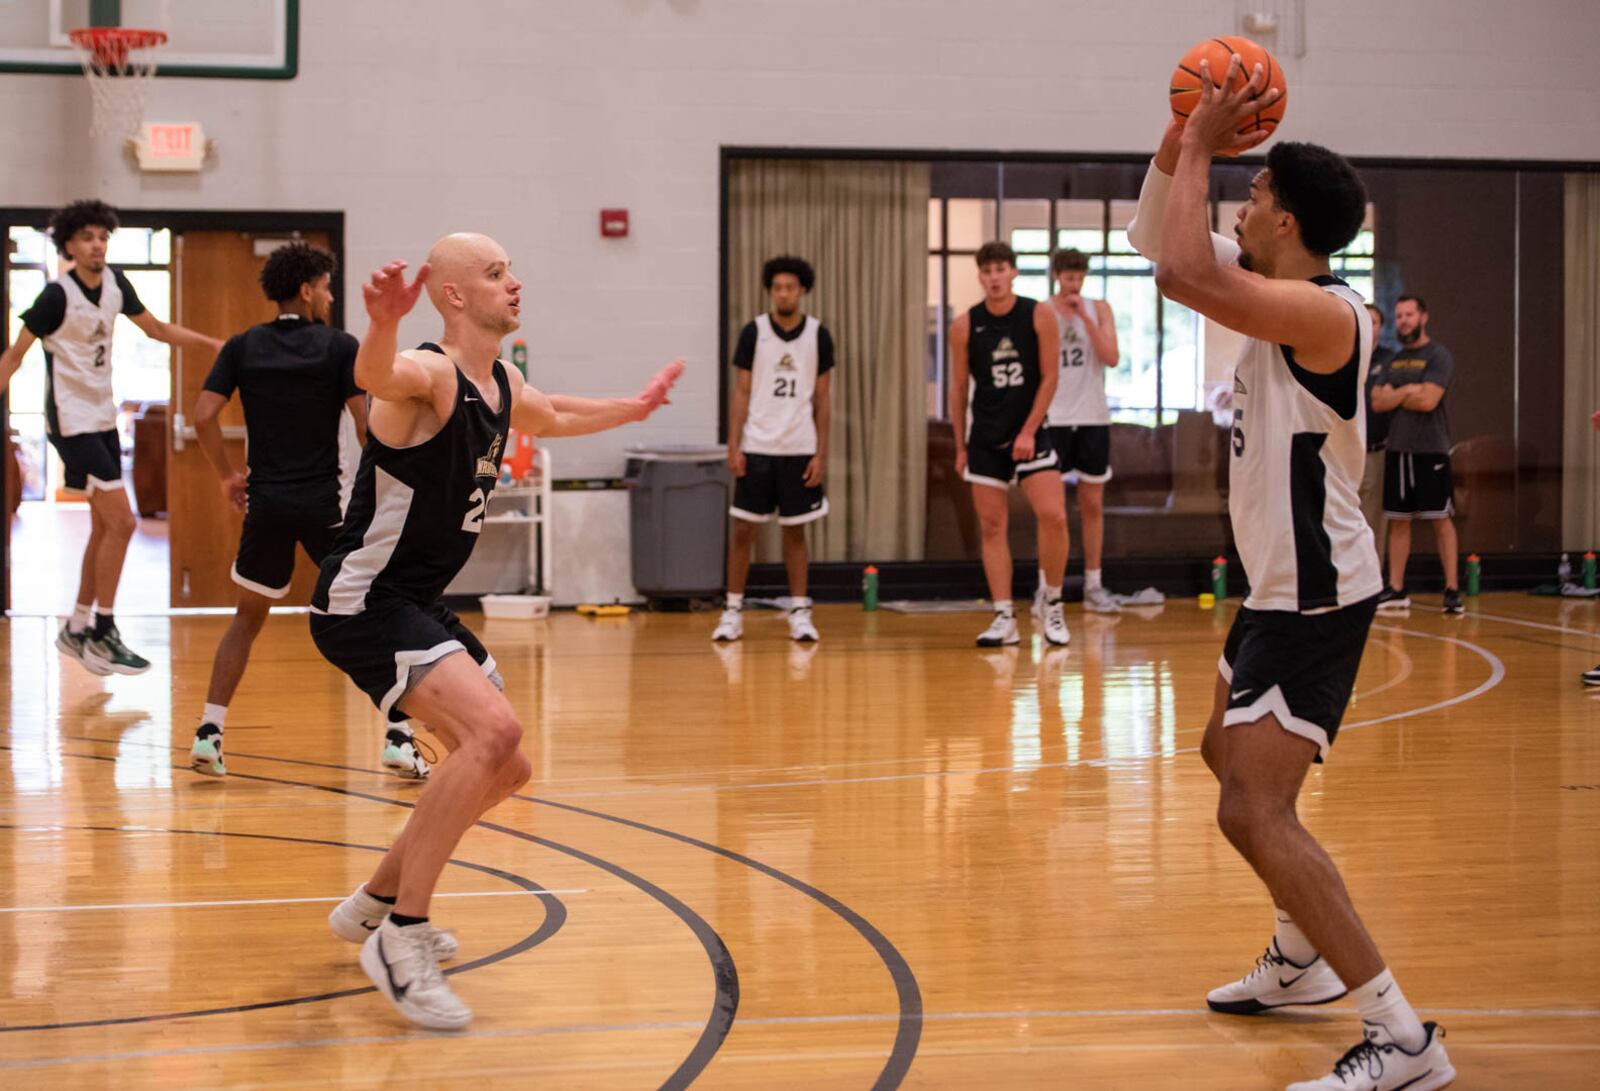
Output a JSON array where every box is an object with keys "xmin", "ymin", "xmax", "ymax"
[{"xmin": 2, "ymin": 0, "xmax": 1595, "ymax": 570}]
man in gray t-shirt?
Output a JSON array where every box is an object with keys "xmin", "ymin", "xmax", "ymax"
[{"xmin": 1370, "ymin": 295, "xmax": 1460, "ymax": 615}]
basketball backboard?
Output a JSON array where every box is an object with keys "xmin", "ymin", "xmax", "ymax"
[{"xmin": 0, "ymin": 0, "xmax": 297, "ymax": 79}]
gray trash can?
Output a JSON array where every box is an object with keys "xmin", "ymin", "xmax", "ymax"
[{"xmin": 625, "ymin": 444, "xmax": 730, "ymax": 599}]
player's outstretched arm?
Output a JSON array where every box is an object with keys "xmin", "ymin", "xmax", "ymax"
[
  {"xmin": 1127, "ymin": 122, "xmax": 1242, "ymax": 266},
  {"xmin": 0, "ymin": 328, "xmax": 37, "ymax": 387},
  {"xmin": 512, "ymin": 360, "xmax": 685, "ymax": 438},
  {"xmin": 128, "ymin": 310, "xmax": 223, "ymax": 356},
  {"xmin": 355, "ymin": 261, "xmax": 435, "ymax": 403}
]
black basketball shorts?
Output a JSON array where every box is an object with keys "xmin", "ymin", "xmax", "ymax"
[
  {"xmin": 1383, "ymin": 451, "xmax": 1454, "ymax": 520},
  {"xmin": 1218, "ymin": 594, "xmax": 1379, "ymax": 762},
  {"xmin": 48, "ymin": 429, "xmax": 122, "ymax": 494},
  {"xmin": 963, "ymin": 428, "xmax": 1060, "ymax": 489},
  {"xmin": 232, "ymin": 501, "xmax": 344, "ymax": 600},
  {"xmin": 731, "ymin": 452, "xmax": 829, "ymax": 525},
  {"xmin": 310, "ymin": 598, "xmax": 501, "ymax": 723},
  {"xmin": 1049, "ymin": 424, "xmax": 1112, "ymax": 483}
]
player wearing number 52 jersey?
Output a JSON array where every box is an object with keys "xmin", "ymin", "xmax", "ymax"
[
  {"xmin": 1130, "ymin": 57, "xmax": 1451, "ymax": 1091},
  {"xmin": 314, "ymin": 234, "xmax": 681, "ymax": 1033},
  {"xmin": 0, "ymin": 200, "xmax": 222, "ymax": 677}
]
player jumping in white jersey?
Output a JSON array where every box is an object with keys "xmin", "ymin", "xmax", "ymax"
[{"xmin": 1128, "ymin": 58, "xmax": 1454, "ymax": 1090}]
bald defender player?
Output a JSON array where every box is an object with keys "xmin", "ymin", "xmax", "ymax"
[
  {"xmin": 1128, "ymin": 60, "xmax": 1454, "ymax": 1090},
  {"xmin": 0, "ymin": 200, "xmax": 221, "ymax": 673},
  {"xmin": 318, "ymin": 236, "xmax": 681, "ymax": 1030}
]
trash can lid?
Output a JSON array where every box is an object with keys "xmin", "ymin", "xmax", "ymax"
[{"xmin": 626, "ymin": 444, "xmax": 728, "ymax": 462}]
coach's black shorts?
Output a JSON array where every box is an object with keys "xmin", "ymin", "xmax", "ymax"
[
  {"xmin": 1218, "ymin": 595, "xmax": 1379, "ymax": 762},
  {"xmin": 48, "ymin": 429, "xmax": 122, "ymax": 493},
  {"xmin": 1383, "ymin": 451, "xmax": 1453, "ymax": 520},
  {"xmin": 963, "ymin": 429, "xmax": 1060, "ymax": 489},
  {"xmin": 310, "ymin": 598, "xmax": 501, "ymax": 723},
  {"xmin": 1049, "ymin": 424, "xmax": 1112, "ymax": 483},
  {"xmin": 233, "ymin": 500, "xmax": 344, "ymax": 600},
  {"xmin": 731, "ymin": 452, "xmax": 828, "ymax": 525}
]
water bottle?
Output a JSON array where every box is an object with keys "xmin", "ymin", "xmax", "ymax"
[
  {"xmin": 1585, "ymin": 552, "xmax": 1596, "ymax": 590},
  {"xmin": 1558, "ymin": 552, "xmax": 1572, "ymax": 587},
  {"xmin": 1211, "ymin": 556, "xmax": 1228, "ymax": 599},
  {"xmin": 862, "ymin": 565, "xmax": 879, "ymax": 611},
  {"xmin": 511, "ymin": 338, "xmax": 529, "ymax": 376},
  {"xmin": 1465, "ymin": 554, "xmax": 1481, "ymax": 597}
]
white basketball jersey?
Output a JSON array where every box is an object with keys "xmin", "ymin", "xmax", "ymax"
[
  {"xmin": 1047, "ymin": 298, "xmax": 1110, "ymax": 426},
  {"xmin": 1230, "ymin": 277, "xmax": 1382, "ymax": 613},
  {"xmin": 41, "ymin": 272, "xmax": 121, "ymax": 436},
  {"xmin": 742, "ymin": 314, "xmax": 821, "ymax": 456}
]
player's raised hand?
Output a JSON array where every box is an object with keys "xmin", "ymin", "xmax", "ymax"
[
  {"xmin": 363, "ymin": 260, "xmax": 430, "ymax": 326},
  {"xmin": 634, "ymin": 359, "xmax": 685, "ymax": 416},
  {"xmin": 1184, "ymin": 55, "xmax": 1280, "ymax": 157}
]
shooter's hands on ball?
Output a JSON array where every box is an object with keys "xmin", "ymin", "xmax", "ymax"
[
  {"xmin": 630, "ymin": 359, "xmax": 685, "ymax": 421},
  {"xmin": 1181, "ymin": 55, "xmax": 1281, "ymax": 157},
  {"xmin": 363, "ymin": 260, "xmax": 430, "ymax": 325},
  {"xmin": 1011, "ymin": 429, "xmax": 1037, "ymax": 463}
]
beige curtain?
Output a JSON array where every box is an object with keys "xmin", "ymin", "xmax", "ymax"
[
  {"xmin": 727, "ymin": 159, "xmax": 930, "ymax": 563},
  {"xmin": 1563, "ymin": 174, "xmax": 1600, "ymax": 548}
]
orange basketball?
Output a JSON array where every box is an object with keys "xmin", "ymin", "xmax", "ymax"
[{"xmin": 1169, "ymin": 36, "xmax": 1287, "ymax": 156}]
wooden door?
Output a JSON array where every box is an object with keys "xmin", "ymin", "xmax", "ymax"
[{"xmin": 170, "ymin": 230, "xmax": 332, "ymax": 607}]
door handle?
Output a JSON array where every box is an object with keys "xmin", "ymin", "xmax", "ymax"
[{"xmin": 172, "ymin": 412, "xmax": 245, "ymax": 451}]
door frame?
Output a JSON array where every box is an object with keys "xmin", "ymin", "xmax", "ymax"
[{"xmin": 1, "ymin": 207, "xmax": 345, "ymax": 613}]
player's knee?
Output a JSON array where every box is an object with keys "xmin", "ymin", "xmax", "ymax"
[
  {"xmin": 1200, "ymin": 726, "xmax": 1223, "ymax": 777},
  {"xmin": 480, "ymin": 709, "xmax": 524, "ymax": 761},
  {"xmin": 1037, "ymin": 505, "xmax": 1067, "ymax": 533},
  {"xmin": 103, "ymin": 506, "xmax": 137, "ymax": 539},
  {"xmin": 505, "ymin": 750, "xmax": 533, "ymax": 791},
  {"xmin": 1079, "ymin": 489, "xmax": 1104, "ymax": 517},
  {"xmin": 731, "ymin": 520, "xmax": 759, "ymax": 546}
]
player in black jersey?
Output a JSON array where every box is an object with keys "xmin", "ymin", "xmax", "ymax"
[
  {"xmin": 186, "ymin": 243, "xmax": 389, "ymax": 777},
  {"xmin": 318, "ymin": 234, "xmax": 681, "ymax": 1031},
  {"xmin": 948, "ymin": 242, "xmax": 1070, "ymax": 648}
]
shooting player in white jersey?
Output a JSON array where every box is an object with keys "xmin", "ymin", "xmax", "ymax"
[{"xmin": 1128, "ymin": 58, "xmax": 1454, "ymax": 1091}]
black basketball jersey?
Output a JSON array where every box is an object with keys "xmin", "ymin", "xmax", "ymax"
[
  {"xmin": 966, "ymin": 296, "xmax": 1041, "ymax": 448},
  {"xmin": 312, "ymin": 343, "xmax": 511, "ymax": 615}
]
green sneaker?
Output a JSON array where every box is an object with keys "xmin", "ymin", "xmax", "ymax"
[
  {"xmin": 82, "ymin": 624, "xmax": 152, "ymax": 676},
  {"xmin": 190, "ymin": 725, "xmax": 226, "ymax": 777},
  {"xmin": 56, "ymin": 624, "xmax": 112, "ymax": 676}
]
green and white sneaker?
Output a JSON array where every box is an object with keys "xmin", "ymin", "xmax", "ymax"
[
  {"xmin": 380, "ymin": 729, "xmax": 432, "ymax": 780},
  {"xmin": 190, "ymin": 724, "xmax": 226, "ymax": 777},
  {"xmin": 81, "ymin": 624, "xmax": 152, "ymax": 676},
  {"xmin": 56, "ymin": 624, "xmax": 112, "ymax": 676}
]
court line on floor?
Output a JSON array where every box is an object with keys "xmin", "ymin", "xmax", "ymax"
[
  {"xmin": 1457, "ymin": 608, "xmax": 1600, "ymax": 640},
  {"xmin": 0, "ymin": 888, "xmax": 589, "ymax": 914},
  {"xmin": 4, "ymin": 1005, "xmax": 1594, "ymax": 1073}
]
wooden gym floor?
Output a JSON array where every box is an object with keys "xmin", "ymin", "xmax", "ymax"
[{"xmin": 1, "ymin": 595, "xmax": 1596, "ymax": 1088}]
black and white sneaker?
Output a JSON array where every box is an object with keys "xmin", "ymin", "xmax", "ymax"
[
  {"xmin": 190, "ymin": 723, "xmax": 226, "ymax": 777},
  {"xmin": 1206, "ymin": 940, "xmax": 1347, "ymax": 1014},
  {"xmin": 1582, "ymin": 664, "xmax": 1600, "ymax": 687},
  {"xmin": 1287, "ymin": 1021, "xmax": 1455, "ymax": 1090},
  {"xmin": 1441, "ymin": 588, "xmax": 1464, "ymax": 615},
  {"xmin": 359, "ymin": 919, "xmax": 471, "ymax": 1030},
  {"xmin": 1375, "ymin": 587, "xmax": 1411, "ymax": 613},
  {"xmin": 976, "ymin": 610, "xmax": 1020, "ymax": 647}
]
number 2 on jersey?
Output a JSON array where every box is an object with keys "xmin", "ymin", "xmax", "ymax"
[
  {"xmin": 990, "ymin": 362, "xmax": 1025, "ymax": 388},
  {"xmin": 772, "ymin": 376, "xmax": 798, "ymax": 398},
  {"xmin": 462, "ymin": 487, "xmax": 487, "ymax": 533}
]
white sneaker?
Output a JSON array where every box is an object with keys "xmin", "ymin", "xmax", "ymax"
[
  {"xmin": 712, "ymin": 607, "xmax": 743, "ymax": 642},
  {"xmin": 1083, "ymin": 585, "xmax": 1122, "ymax": 614},
  {"xmin": 380, "ymin": 730, "xmax": 431, "ymax": 780},
  {"xmin": 1207, "ymin": 941, "xmax": 1347, "ymax": 1014},
  {"xmin": 56, "ymin": 624, "xmax": 112, "ymax": 676},
  {"xmin": 1040, "ymin": 598, "xmax": 1070, "ymax": 646},
  {"xmin": 359, "ymin": 919, "xmax": 472, "ymax": 1030},
  {"xmin": 787, "ymin": 605, "xmax": 819, "ymax": 642},
  {"xmin": 976, "ymin": 611, "xmax": 1020, "ymax": 647},
  {"xmin": 1030, "ymin": 584, "xmax": 1046, "ymax": 624},
  {"xmin": 329, "ymin": 884, "xmax": 459, "ymax": 961},
  {"xmin": 1287, "ymin": 1022, "xmax": 1455, "ymax": 1091}
]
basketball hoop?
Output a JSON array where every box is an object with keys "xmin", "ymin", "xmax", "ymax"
[{"xmin": 68, "ymin": 27, "xmax": 168, "ymax": 138}]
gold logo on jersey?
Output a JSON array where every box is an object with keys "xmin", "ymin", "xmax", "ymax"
[
  {"xmin": 476, "ymin": 434, "xmax": 504, "ymax": 479},
  {"xmin": 992, "ymin": 336, "xmax": 1019, "ymax": 364},
  {"xmin": 91, "ymin": 321, "xmax": 109, "ymax": 339},
  {"xmin": 776, "ymin": 353, "xmax": 796, "ymax": 372}
]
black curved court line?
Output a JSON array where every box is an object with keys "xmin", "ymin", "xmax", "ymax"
[
  {"xmin": 0, "ymin": 746, "xmax": 739, "ymax": 1090},
  {"xmin": 0, "ymin": 819, "xmax": 566, "ymax": 1034},
  {"xmin": 17, "ymin": 730, "xmax": 916, "ymax": 1088},
  {"xmin": 521, "ymin": 794, "xmax": 924, "ymax": 1091}
]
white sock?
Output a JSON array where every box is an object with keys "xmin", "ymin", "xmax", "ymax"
[
  {"xmin": 1037, "ymin": 569, "xmax": 1047, "ymax": 591},
  {"xmin": 993, "ymin": 599, "xmax": 1014, "ymax": 617},
  {"xmin": 70, "ymin": 602, "xmax": 93, "ymax": 632},
  {"xmin": 789, "ymin": 596, "xmax": 812, "ymax": 610},
  {"xmin": 1350, "ymin": 968, "xmax": 1427, "ymax": 1050},
  {"xmin": 1272, "ymin": 910, "xmax": 1318, "ymax": 965},
  {"xmin": 201, "ymin": 703, "xmax": 228, "ymax": 730},
  {"xmin": 1085, "ymin": 568, "xmax": 1103, "ymax": 591},
  {"xmin": 726, "ymin": 593, "xmax": 744, "ymax": 610},
  {"xmin": 1043, "ymin": 584, "xmax": 1062, "ymax": 604}
]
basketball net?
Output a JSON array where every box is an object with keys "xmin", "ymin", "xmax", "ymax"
[{"xmin": 68, "ymin": 28, "xmax": 168, "ymax": 138}]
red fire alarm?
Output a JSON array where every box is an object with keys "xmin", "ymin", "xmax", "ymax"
[{"xmin": 600, "ymin": 209, "xmax": 629, "ymax": 238}]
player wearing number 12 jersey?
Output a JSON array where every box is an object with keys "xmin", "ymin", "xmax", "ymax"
[
  {"xmin": 315, "ymin": 234, "xmax": 682, "ymax": 1031},
  {"xmin": 1130, "ymin": 56, "xmax": 1452, "ymax": 1091}
]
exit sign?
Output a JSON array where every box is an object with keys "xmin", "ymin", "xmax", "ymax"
[{"xmin": 134, "ymin": 123, "xmax": 208, "ymax": 172}]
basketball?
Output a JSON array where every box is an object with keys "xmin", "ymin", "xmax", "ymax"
[{"xmin": 1169, "ymin": 35, "xmax": 1287, "ymax": 155}]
